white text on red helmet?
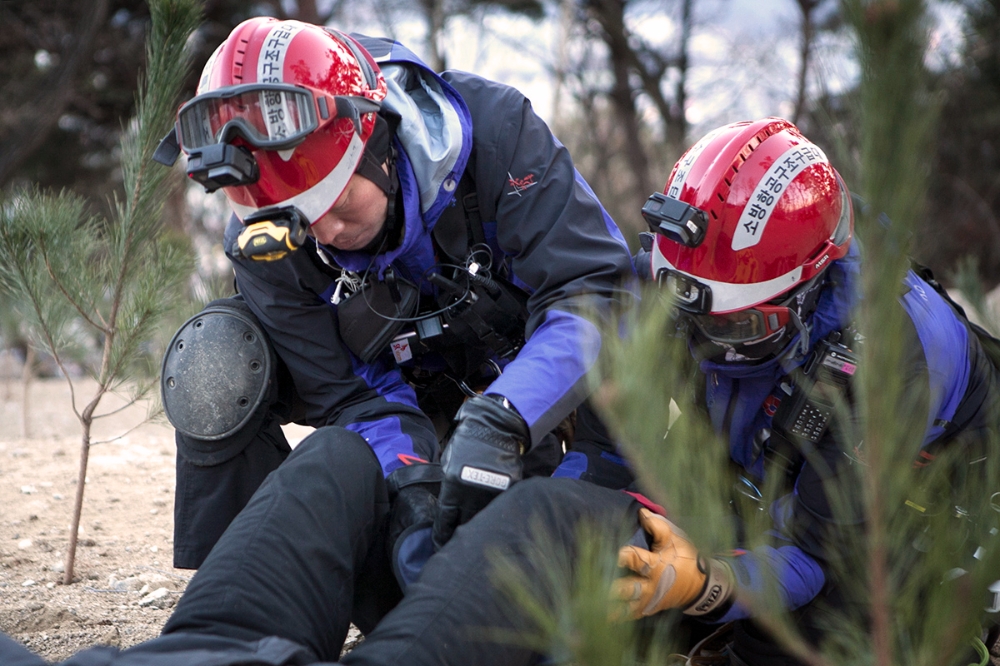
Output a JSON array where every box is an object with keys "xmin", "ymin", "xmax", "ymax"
[
  {"xmin": 732, "ymin": 142, "xmax": 829, "ymax": 252},
  {"xmin": 258, "ymin": 22, "xmax": 305, "ymax": 84}
]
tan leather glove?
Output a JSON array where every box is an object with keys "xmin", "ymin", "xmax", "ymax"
[{"xmin": 613, "ymin": 508, "xmax": 735, "ymax": 620}]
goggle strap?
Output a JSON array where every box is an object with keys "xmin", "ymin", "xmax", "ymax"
[
  {"xmin": 153, "ymin": 127, "xmax": 181, "ymax": 167},
  {"xmin": 333, "ymin": 96, "xmax": 382, "ymax": 136},
  {"xmin": 335, "ymin": 97, "xmax": 362, "ymax": 135}
]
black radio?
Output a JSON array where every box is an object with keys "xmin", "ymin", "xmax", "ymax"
[{"xmin": 773, "ymin": 337, "xmax": 858, "ymax": 443}]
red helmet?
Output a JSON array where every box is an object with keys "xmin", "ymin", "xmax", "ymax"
[
  {"xmin": 179, "ymin": 18, "xmax": 388, "ymax": 223},
  {"xmin": 645, "ymin": 117, "xmax": 852, "ymax": 347}
]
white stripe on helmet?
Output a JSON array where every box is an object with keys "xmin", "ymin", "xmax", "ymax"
[
  {"xmin": 732, "ymin": 142, "xmax": 829, "ymax": 251},
  {"xmin": 257, "ymin": 22, "xmax": 305, "ymax": 84},
  {"xmin": 651, "ymin": 249, "xmax": 803, "ymax": 313}
]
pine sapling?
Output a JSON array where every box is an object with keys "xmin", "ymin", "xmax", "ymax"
[{"xmin": 0, "ymin": 0, "xmax": 201, "ymax": 585}]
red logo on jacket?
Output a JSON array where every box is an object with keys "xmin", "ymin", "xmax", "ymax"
[{"xmin": 507, "ymin": 172, "xmax": 538, "ymax": 196}]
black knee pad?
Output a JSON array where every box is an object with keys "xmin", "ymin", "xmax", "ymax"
[{"xmin": 162, "ymin": 298, "xmax": 276, "ymax": 465}]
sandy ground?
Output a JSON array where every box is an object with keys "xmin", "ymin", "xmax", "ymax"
[{"xmin": 0, "ymin": 376, "xmax": 321, "ymax": 663}]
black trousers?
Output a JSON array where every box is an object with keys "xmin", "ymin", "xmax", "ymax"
[
  {"xmin": 164, "ymin": 426, "xmax": 402, "ymax": 656},
  {"xmin": 173, "ymin": 413, "xmax": 292, "ymax": 570},
  {"xmin": 167, "ymin": 473, "xmax": 639, "ymax": 665}
]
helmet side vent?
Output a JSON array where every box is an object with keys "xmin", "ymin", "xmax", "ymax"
[
  {"xmin": 731, "ymin": 136, "xmax": 762, "ymax": 174},
  {"xmin": 716, "ymin": 133, "xmax": 767, "ymax": 219},
  {"xmin": 233, "ymin": 38, "xmax": 249, "ymax": 82}
]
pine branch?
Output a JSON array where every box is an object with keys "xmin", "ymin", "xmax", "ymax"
[
  {"xmin": 37, "ymin": 239, "xmax": 110, "ymax": 335},
  {"xmin": 16, "ymin": 278, "xmax": 85, "ymax": 422},
  {"xmin": 92, "ymin": 399, "xmax": 145, "ymax": 421},
  {"xmin": 89, "ymin": 418, "xmax": 155, "ymax": 446}
]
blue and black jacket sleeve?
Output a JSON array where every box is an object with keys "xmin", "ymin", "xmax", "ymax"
[{"xmin": 442, "ymin": 71, "xmax": 637, "ymax": 446}]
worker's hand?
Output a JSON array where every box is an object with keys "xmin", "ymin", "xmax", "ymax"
[
  {"xmin": 432, "ymin": 394, "xmax": 529, "ymax": 550},
  {"xmin": 613, "ymin": 509, "xmax": 735, "ymax": 620}
]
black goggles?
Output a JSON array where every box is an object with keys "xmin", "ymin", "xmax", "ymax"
[
  {"xmin": 686, "ymin": 304, "xmax": 794, "ymax": 345},
  {"xmin": 176, "ymin": 83, "xmax": 381, "ymax": 152},
  {"xmin": 658, "ymin": 268, "xmax": 796, "ymax": 345}
]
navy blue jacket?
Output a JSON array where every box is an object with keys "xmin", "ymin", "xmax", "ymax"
[{"xmin": 224, "ymin": 37, "xmax": 635, "ymax": 477}]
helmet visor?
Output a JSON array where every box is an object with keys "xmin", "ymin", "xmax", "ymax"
[{"xmin": 178, "ymin": 84, "xmax": 319, "ymax": 151}]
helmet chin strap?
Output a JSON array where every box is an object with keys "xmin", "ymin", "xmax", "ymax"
[
  {"xmin": 355, "ymin": 113, "xmax": 402, "ymax": 255},
  {"xmin": 777, "ymin": 308, "xmax": 811, "ymax": 371},
  {"xmin": 356, "ymin": 181, "xmax": 400, "ymax": 255}
]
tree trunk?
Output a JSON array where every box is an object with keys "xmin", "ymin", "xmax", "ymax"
[
  {"xmin": 588, "ymin": 0, "xmax": 654, "ymax": 202},
  {"xmin": 550, "ymin": 0, "xmax": 575, "ymax": 132},
  {"xmin": 63, "ymin": 418, "xmax": 91, "ymax": 584},
  {"xmin": 792, "ymin": 0, "xmax": 818, "ymax": 125},
  {"xmin": 21, "ymin": 344, "xmax": 34, "ymax": 439},
  {"xmin": 294, "ymin": 0, "xmax": 321, "ymax": 24},
  {"xmin": 1, "ymin": 354, "xmax": 8, "ymax": 403},
  {"xmin": 667, "ymin": 0, "xmax": 693, "ymax": 156},
  {"xmin": 420, "ymin": 0, "xmax": 447, "ymax": 72}
]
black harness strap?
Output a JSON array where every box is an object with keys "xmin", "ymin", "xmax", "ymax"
[
  {"xmin": 433, "ymin": 170, "xmax": 483, "ymax": 264},
  {"xmin": 463, "ymin": 189, "xmax": 485, "ymax": 248}
]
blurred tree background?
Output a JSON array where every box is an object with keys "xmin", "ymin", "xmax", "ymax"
[{"xmin": 1, "ymin": 0, "xmax": 999, "ymax": 361}]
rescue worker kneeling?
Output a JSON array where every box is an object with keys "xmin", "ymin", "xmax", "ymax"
[
  {"xmin": 155, "ymin": 13, "xmax": 633, "ymax": 659},
  {"xmin": 540, "ymin": 117, "xmax": 1000, "ymax": 665}
]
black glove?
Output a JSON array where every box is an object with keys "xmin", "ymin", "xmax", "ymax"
[
  {"xmin": 386, "ymin": 463, "xmax": 442, "ymax": 590},
  {"xmin": 432, "ymin": 394, "xmax": 529, "ymax": 550}
]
